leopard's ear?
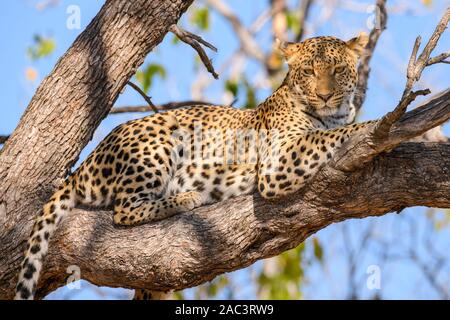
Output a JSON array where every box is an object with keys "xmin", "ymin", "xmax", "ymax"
[
  {"xmin": 346, "ymin": 32, "xmax": 369, "ymax": 57},
  {"xmin": 276, "ymin": 38, "xmax": 299, "ymax": 62}
]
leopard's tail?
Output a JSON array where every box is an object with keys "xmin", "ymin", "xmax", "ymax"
[{"xmin": 15, "ymin": 179, "xmax": 76, "ymax": 300}]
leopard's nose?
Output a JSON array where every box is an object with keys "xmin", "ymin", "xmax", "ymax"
[{"xmin": 316, "ymin": 92, "xmax": 333, "ymax": 102}]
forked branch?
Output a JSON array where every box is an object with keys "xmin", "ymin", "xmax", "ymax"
[
  {"xmin": 333, "ymin": 7, "xmax": 450, "ymax": 171},
  {"xmin": 170, "ymin": 24, "xmax": 219, "ymax": 79},
  {"xmin": 352, "ymin": 0, "xmax": 387, "ymax": 112},
  {"xmin": 333, "ymin": 89, "xmax": 450, "ymax": 172},
  {"xmin": 29, "ymin": 9, "xmax": 450, "ymax": 294},
  {"xmin": 427, "ymin": 51, "xmax": 450, "ymax": 66},
  {"xmin": 403, "ymin": 7, "xmax": 449, "ymax": 98},
  {"xmin": 33, "ymin": 89, "xmax": 450, "ymax": 298}
]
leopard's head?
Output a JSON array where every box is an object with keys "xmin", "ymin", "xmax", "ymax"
[{"xmin": 279, "ymin": 33, "xmax": 368, "ymax": 117}]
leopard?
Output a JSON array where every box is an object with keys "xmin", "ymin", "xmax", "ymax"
[{"xmin": 15, "ymin": 32, "xmax": 376, "ymax": 300}]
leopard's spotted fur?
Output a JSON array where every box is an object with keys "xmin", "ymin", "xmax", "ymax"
[{"xmin": 15, "ymin": 33, "xmax": 375, "ymax": 300}]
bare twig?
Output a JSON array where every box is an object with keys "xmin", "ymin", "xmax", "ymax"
[
  {"xmin": 427, "ymin": 51, "xmax": 450, "ymax": 66},
  {"xmin": 341, "ymin": 7, "xmax": 450, "ymax": 167},
  {"xmin": 333, "ymin": 89, "xmax": 450, "ymax": 172},
  {"xmin": 295, "ymin": 0, "xmax": 314, "ymax": 42},
  {"xmin": 191, "ymin": 1, "xmax": 286, "ymax": 98},
  {"xmin": 406, "ymin": 223, "xmax": 449, "ymax": 300},
  {"xmin": 126, "ymin": 81, "xmax": 159, "ymax": 113},
  {"xmin": 341, "ymin": 223, "xmax": 374, "ymax": 299},
  {"xmin": 271, "ymin": 0, "xmax": 288, "ymax": 42},
  {"xmin": 0, "ymin": 102, "xmax": 217, "ymax": 146},
  {"xmin": 206, "ymin": 0, "xmax": 266, "ymax": 63},
  {"xmin": 403, "ymin": 7, "xmax": 450, "ymax": 98},
  {"xmin": 170, "ymin": 24, "xmax": 219, "ymax": 79},
  {"xmin": 399, "ymin": 11, "xmax": 450, "ymax": 143},
  {"xmin": 110, "ymin": 100, "xmax": 215, "ymax": 114},
  {"xmin": 30, "ymin": 88, "xmax": 450, "ymax": 297},
  {"xmin": 352, "ymin": 0, "xmax": 387, "ymax": 112},
  {"xmin": 374, "ymin": 89, "xmax": 431, "ymax": 139},
  {"xmin": 369, "ymin": 7, "xmax": 450, "ymax": 144}
]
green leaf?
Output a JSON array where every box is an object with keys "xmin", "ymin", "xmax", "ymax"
[
  {"xmin": 27, "ymin": 35, "xmax": 56, "ymax": 61},
  {"xmin": 171, "ymin": 35, "xmax": 180, "ymax": 45},
  {"xmin": 243, "ymin": 79, "xmax": 257, "ymax": 109},
  {"xmin": 191, "ymin": 7, "xmax": 210, "ymax": 31},
  {"xmin": 225, "ymin": 80, "xmax": 239, "ymax": 97},
  {"xmin": 286, "ymin": 12, "xmax": 300, "ymax": 35},
  {"xmin": 257, "ymin": 244, "xmax": 305, "ymax": 299},
  {"xmin": 135, "ymin": 63, "xmax": 166, "ymax": 94},
  {"xmin": 312, "ymin": 237, "xmax": 324, "ymax": 263},
  {"xmin": 173, "ymin": 291, "xmax": 185, "ymax": 300},
  {"xmin": 189, "ymin": 275, "xmax": 230, "ymax": 299}
]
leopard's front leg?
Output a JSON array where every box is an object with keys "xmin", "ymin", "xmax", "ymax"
[{"xmin": 257, "ymin": 121, "xmax": 376, "ymax": 199}]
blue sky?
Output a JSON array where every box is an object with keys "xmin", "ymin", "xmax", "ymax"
[{"xmin": 1, "ymin": 0, "xmax": 449, "ymax": 299}]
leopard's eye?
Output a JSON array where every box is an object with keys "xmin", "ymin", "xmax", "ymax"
[
  {"xmin": 334, "ymin": 66, "xmax": 345, "ymax": 74},
  {"xmin": 303, "ymin": 68, "xmax": 314, "ymax": 76}
]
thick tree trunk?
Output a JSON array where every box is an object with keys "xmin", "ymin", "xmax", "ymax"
[
  {"xmin": 1, "ymin": 83, "xmax": 448, "ymax": 298},
  {"xmin": 31, "ymin": 142, "xmax": 449, "ymax": 297},
  {"xmin": 0, "ymin": 0, "xmax": 448, "ymax": 301},
  {"xmin": 0, "ymin": 0, "xmax": 194, "ymax": 299}
]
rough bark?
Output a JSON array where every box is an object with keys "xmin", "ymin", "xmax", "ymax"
[
  {"xmin": 29, "ymin": 88, "xmax": 450, "ymax": 297},
  {"xmin": 32, "ymin": 141, "xmax": 450, "ymax": 297},
  {"xmin": 0, "ymin": 0, "xmax": 448, "ymax": 301},
  {"xmin": 2, "ymin": 87, "xmax": 448, "ymax": 299},
  {"xmin": 0, "ymin": 0, "xmax": 194, "ymax": 299}
]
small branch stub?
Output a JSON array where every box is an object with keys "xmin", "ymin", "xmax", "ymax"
[
  {"xmin": 126, "ymin": 81, "xmax": 159, "ymax": 113},
  {"xmin": 374, "ymin": 89, "xmax": 431, "ymax": 140},
  {"xmin": 402, "ymin": 7, "xmax": 450, "ymax": 98},
  {"xmin": 170, "ymin": 24, "xmax": 219, "ymax": 79},
  {"xmin": 332, "ymin": 7, "xmax": 450, "ymax": 172},
  {"xmin": 0, "ymin": 135, "xmax": 9, "ymax": 145},
  {"xmin": 427, "ymin": 51, "xmax": 450, "ymax": 66}
]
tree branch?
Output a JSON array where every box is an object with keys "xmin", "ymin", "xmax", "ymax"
[
  {"xmin": 353, "ymin": 5, "xmax": 449, "ymax": 148},
  {"xmin": 169, "ymin": 24, "xmax": 219, "ymax": 79},
  {"xmin": 427, "ymin": 51, "xmax": 450, "ymax": 66},
  {"xmin": 403, "ymin": 7, "xmax": 449, "ymax": 99},
  {"xmin": 0, "ymin": 135, "xmax": 9, "ymax": 145},
  {"xmin": 0, "ymin": 101, "xmax": 218, "ymax": 141},
  {"xmin": 352, "ymin": 0, "xmax": 387, "ymax": 113},
  {"xmin": 110, "ymin": 101, "xmax": 216, "ymax": 114},
  {"xmin": 0, "ymin": 0, "xmax": 195, "ymax": 299},
  {"xmin": 332, "ymin": 89, "xmax": 450, "ymax": 172},
  {"xmin": 126, "ymin": 81, "xmax": 159, "ymax": 113},
  {"xmin": 32, "ymin": 140, "xmax": 450, "ymax": 298},
  {"xmin": 271, "ymin": 0, "xmax": 288, "ymax": 42},
  {"xmin": 8, "ymin": 87, "xmax": 450, "ymax": 298},
  {"xmin": 206, "ymin": 0, "xmax": 266, "ymax": 63},
  {"xmin": 294, "ymin": 0, "xmax": 314, "ymax": 42}
]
